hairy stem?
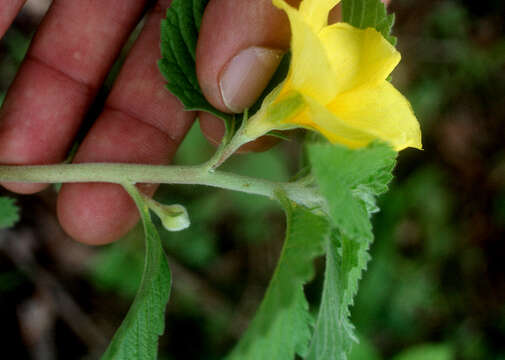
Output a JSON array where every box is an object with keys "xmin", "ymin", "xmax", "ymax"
[
  {"xmin": 208, "ymin": 109, "xmax": 251, "ymax": 170},
  {"xmin": 0, "ymin": 163, "xmax": 324, "ymax": 209}
]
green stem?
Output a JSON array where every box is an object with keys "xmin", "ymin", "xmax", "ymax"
[
  {"xmin": 210, "ymin": 129, "xmax": 251, "ymax": 170},
  {"xmin": 208, "ymin": 108, "xmax": 251, "ymax": 170},
  {"xmin": 203, "ymin": 114, "xmax": 237, "ymax": 171},
  {"xmin": 0, "ymin": 163, "xmax": 324, "ymax": 209}
]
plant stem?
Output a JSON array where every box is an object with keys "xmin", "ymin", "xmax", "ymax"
[
  {"xmin": 209, "ymin": 129, "xmax": 251, "ymax": 170},
  {"xmin": 0, "ymin": 163, "xmax": 324, "ymax": 209},
  {"xmin": 203, "ymin": 114, "xmax": 237, "ymax": 171}
]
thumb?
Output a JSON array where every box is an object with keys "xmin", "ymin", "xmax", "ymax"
[{"xmin": 196, "ymin": 0, "xmax": 293, "ymax": 114}]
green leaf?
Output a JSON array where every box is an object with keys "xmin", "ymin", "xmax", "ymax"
[
  {"xmin": 159, "ymin": 0, "xmax": 291, "ymax": 128},
  {"xmin": 307, "ymin": 231, "xmax": 372, "ymax": 360},
  {"xmin": 159, "ymin": 0, "xmax": 231, "ymax": 122},
  {"xmin": 306, "ymin": 142, "xmax": 397, "ymax": 360},
  {"xmin": 0, "ymin": 197, "xmax": 20, "ymax": 229},
  {"xmin": 342, "ymin": 0, "xmax": 397, "ymax": 45},
  {"xmin": 102, "ymin": 185, "xmax": 172, "ymax": 360},
  {"xmin": 309, "ymin": 142, "xmax": 396, "ymax": 242},
  {"xmin": 226, "ymin": 195, "xmax": 331, "ymax": 360},
  {"xmin": 159, "ymin": 0, "xmax": 230, "ymax": 118}
]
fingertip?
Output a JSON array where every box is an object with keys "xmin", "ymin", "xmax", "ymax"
[
  {"xmin": 0, "ymin": 182, "xmax": 49, "ymax": 194},
  {"xmin": 57, "ymin": 183, "xmax": 140, "ymax": 245},
  {"xmin": 196, "ymin": 0, "xmax": 291, "ymax": 113},
  {"xmin": 199, "ymin": 111, "xmax": 280, "ymax": 153},
  {"xmin": 237, "ymin": 134, "xmax": 281, "ymax": 153},
  {"xmin": 218, "ymin": 46, "xmax": 284, "ymax": 113},
  {"xmin": 198, "ymin": 112, "xmax": 225, "ymax": 146}
]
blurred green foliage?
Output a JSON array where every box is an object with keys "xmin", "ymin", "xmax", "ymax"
[{"xmin": 392, "ymin": 344, "xmax": 453, "ymax": 360}]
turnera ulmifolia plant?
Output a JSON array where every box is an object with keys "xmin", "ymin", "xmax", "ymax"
[{"xmin": 0, "ymin": 0, "xmax": 421, "ymax": 358}]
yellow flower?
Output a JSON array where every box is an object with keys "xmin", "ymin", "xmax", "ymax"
[{"xmin": 243, "ymin": 0, "xmax": 422, "ymax": 151}]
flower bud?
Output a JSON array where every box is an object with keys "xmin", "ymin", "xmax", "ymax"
[{"xmin": 148, "ymin": 201, "xmax": 190, "ymax": 232}]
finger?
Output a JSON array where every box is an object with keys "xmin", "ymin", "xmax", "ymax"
[
  {"xmin": 0, "ymin": 0, "xmax": 148, "ymax": 194},
  {"xmin": 196, "ymin": 0, "xmax": 292, "ymax": 114},
  {"xmin": 0, "ymin": 0, "xmax": 26, "ymax": 38},
  {"xmin": 57, "ymin": 0, "xmax": 195, "ymax": 245},
  {"xmin": 199, "ymin": 111, "xmax": 279, "ymax": 153},
  {"xmin": 195, "ymin": 0, "xmax": 292, "ymax": 153}
]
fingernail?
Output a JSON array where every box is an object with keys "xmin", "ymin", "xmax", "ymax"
[{"xmin": 219, "ymin": 46, "xmax": 284, "ymax": 113}]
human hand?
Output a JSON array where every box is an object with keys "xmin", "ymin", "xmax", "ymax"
[{"xmin": 0, "ymin": 0, "xmax": 389, "ymax": 245}]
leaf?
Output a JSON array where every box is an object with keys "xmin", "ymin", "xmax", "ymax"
[
  {"xmin": 309, "ymin": 142, "xmax": 396, "ymax": 242},
  {"xmin": 307, "ymin": 231, "xmax": 372, "ymax": 360},
  {"xmin": 159, "ymin": 0, "xmax": 291, "ymax": 127},
  {"xmin": 306, "ymin": 142, "xmax": 397, "ymax": 360},
  {"xmin": 226, "ymin": 195, "xmax": 331, "ymax": 360},
  {"xmin": 0, "ymin": 197, "xmax": 20, "ymax": 229},
  {"xmin": 342, "ymin": 0, "xmax": 397, "ymax": 45},
  {"xmin": 159, "ymin": 0, "xmax": 231, "ymax": 120},
  {"xmin": 101, "ymin": 185, "xmax": 172, "ymax": 360}
]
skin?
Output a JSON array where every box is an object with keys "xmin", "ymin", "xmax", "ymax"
[{"xmin": 0, "ymin": 0, "xmax": 390, "ymax": 245}]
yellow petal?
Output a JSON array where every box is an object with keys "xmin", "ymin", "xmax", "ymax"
[
  {"xmin": 299, "ymin": 0, "xmax": 341, "ymax": 31},
  {"xmin": 327, "ymin": 81, "xmax": 422, "ymax": 150},
  {"xmin": 319, "ymin": 23, "xmax": 401, "ymax": 93},
  {"xmin": 273, "ymin": 0, "xmax": 339, "ymax": 103},
  {"xmin": 286, "ymin": 94, "xmax": 379, "ymax": 149}
]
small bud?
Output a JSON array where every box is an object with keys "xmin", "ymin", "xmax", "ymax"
[
  {"xmin": 147, "ymin": 200, "xmax": 190, "ymax": 232},
  {"xmin": 159, "ymin": 204, "xmax": 190, "ymax": 232}
]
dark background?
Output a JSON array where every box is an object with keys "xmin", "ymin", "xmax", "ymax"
[{"xmin": 1, "ymin": 0, "xmax": 504, "ymax": 359}]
